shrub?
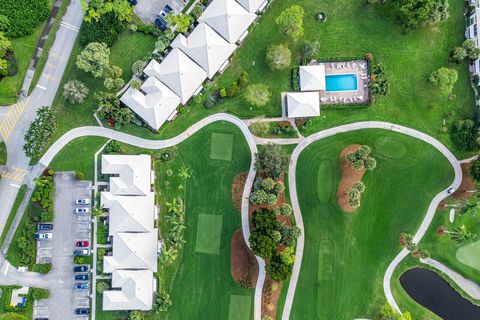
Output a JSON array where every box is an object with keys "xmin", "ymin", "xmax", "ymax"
[
  {"xmin": 302, "ymin": 40, "xmax": 321, "ymax": 63},
  {"xmin": 32, "ymin": 288, "xmax": 50, "ymax": 300},
  {"xmin": 226, "ymin": 81, "xmax": 240, "ymax": 97},
  {"xmin": 104, "ymin": 140, "xmax": 121, "ymax": 154},
  {"xmin": 130, "ymin": 79, "xmax": 141, "ymax": 90},
  {"xmin": 6, "ymin": 53, "xmax": 17, "ymax": 76},
  {"xmin": 130, "ymin": 310, "xmax": 145, "ymax": 320},
  {"xmin": 32, "ymin": 263, "xmax": 52, "ymax": 274},
  {"xmin": 369, "ymin": 63, "xmax": 389, "ymax": 96},
  {"xmin": 76, "ymin": 42, "xmax": 110, "ymax": 78},
  {"xmin": 266, "ymin": 44, "xmax": 291, "ymax": 71},
  {"xmin": 96, "ymin": 92, "xmax": 132, "ymax": 128},
  {"xmin": 23, "ymin": 106, "xmax": 57, "ymax": 158},
  {"xmin": 96, "ymin": 281, "xmax": 110, "ymax": 294},
  {"xmin": 257, "ymin": 143, "xmax": 289, "ymax": 179},
  {"xmin": 470, "ymin": 156, "xmax": 480, "ymax": 182},
  {"xmin": 292, "ymin": 66, "xmax": 299, "ymax": 91},
  {"xmin": 79, "ymin": 12, "xmax": 125, "ymax": 47},
  {"xmin": 63, "ymin": 80, "xmax": 89, "ymax": 104},
  {"xmin": 154, "ymin": 292, "xmax": 172, "ymax": 313},
  {"xmin": 346, "ymin": 145, "xmax": 376, "ymax": 171},
  {"xmin": 132, "ymin": 60, "xmax": 146, "ymax": 77},
  {"xmin": 244, "ymin": 83, "xmax": 271, "ymax": 107},
  {"xmin": 204, "ymin": 94, "xmax": 218, "ymax": 109},
  {"xmin": 429, "ymin": 67, "xmax": 458, "ymax": 95},
  {"xmin": 0, "ymin": 0, "xmax": 50, "ymax": 38},
  {"xmin": 75, "ymin": 171, "xmax": 85, "ymax": 180},
  {"xmin": 266, "ymin": 253, "xmax": 294, "ymax": 281},
  {"xmin": 275, "ymin": 5, "xmax": 304, "ymax": 41},
  {"xmin": 280, "ymin": 203, "xmax": 292, "ymax": 216},
  {"xmin": 250, "ymin": 121, "xmax": 270, "ymax": 136},
  {"xmin": 451, "ymin": 119, "xmax": 480, "ymax": 151}
]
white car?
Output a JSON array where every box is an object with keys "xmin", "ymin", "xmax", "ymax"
[
  {"xmin": 75, "ymin": 198, "xmax": 90, "ymax": 205},
  {"xmin": 34, "ymin": 232, "xmax": 53, "ymax": 240},
  {"xmin": 75, "ymin": 207, "xmax": 90, "ymax": 214}
]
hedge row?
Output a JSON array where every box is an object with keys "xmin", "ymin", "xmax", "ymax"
[{"xmin": 0, "ymin": 0, "xmax": 50, "ymax": 38}]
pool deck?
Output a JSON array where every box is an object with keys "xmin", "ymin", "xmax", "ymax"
[{"xmin": 312, "ymin": 59, "xmax": 370, "ymax": 105}]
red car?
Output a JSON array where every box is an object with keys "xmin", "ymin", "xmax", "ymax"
[{"xmin": 75, "ymin": 240, "xmax": 89, "ymax": 247}]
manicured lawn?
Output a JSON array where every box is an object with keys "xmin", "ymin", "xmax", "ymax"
[
  {"xmin": 456, "ymin": 240, "xmax": 480, "ymax": 271},
  {"xmin": 210, "ymin": 132, "xmax": 234, "ymax": 161},
  {"xmin": 228, "ymin": 294, "xmax": 252, "ymax": 320},
  {"xmin": 48, "ymin": 137, "xmax": 108, "ymax": 180},
  {"xmin": 29, "ymin": 30, "xmax": 156, "ymax": 164},
  {"xmin": 0, "ymin": 141, "xmax": 6, "ymax": 165},
  {"xmin": 290, "ymin": 129, "xmax": 454, "ymax": 319},
  {"xmin": 0, "ymin": 185, "xmax": 27, "ymax": 247},
  {"xmin": 194, "ymin": 213, "xmax": 224, "ymax": 255}
]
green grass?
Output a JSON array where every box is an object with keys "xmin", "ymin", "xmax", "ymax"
[
  {"xmin": 29, "ymin": 30, "xmax": 156, "ymax": 164},
  {"xmin": 194, "ymin": 214, "xmax": 224, "ymax": 255},
  {"xmin": 29, "ymin": 0, "xmax": 71, "ymax": 93},
  {"xmin": 456, "ymin": 240, "xmax": 480, "ymax": 271},
  {"xmin": 228, "ymin": 294, "xmax": 252, "ymax": 320},
  {"xmin": 210, "ymin": 132, "xmax": 234, "ymax": 161},
  {"xmin": 48, "ymin": 137, "xmax": 108, "ymax": 180},
  {"xmin": 0, "ymin": 185, "xmax": 27, "ymax": 247},
  {"xmin": 0, "ymin": 285, "xmax": 34, "ymax": 320},
  {"xmin": 290, "ymin": 129, "xmax": 454, "ymax": 319},
  {"xmin": 0, "ymin": 141, "xmax": 6, "ymax": 165}
]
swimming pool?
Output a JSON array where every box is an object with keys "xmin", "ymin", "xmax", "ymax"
[{"xmin": 325, "ymin": 74, "xmax": 358, "ymax": 92}]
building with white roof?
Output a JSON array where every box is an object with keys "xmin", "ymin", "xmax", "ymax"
[
  {"xmin": 171, "ymin": 23, "xmax": 237, "ymax": 79},
  {"xmin": 103, "ymin": 270, "xmax": 155, "ymax": 311},
  {"xmin": 119, "ymin": 77, "xmax": 180, "ymax": 130},
  {"xmin": 143, "ymin": 49, "xmax": 207, "ymax": 104},
  {"xmin": 299, "ymin": 65, "xmax": 326, "ymax": 91},
  {"xmin": 466, "ymin": 0, "xmax": 480, "ymax": 82},
  {"xmin": 102, "ymin": 155, "xmax": 153, "ymax": 196},
  {"xmin": 286, "ymin": 92, "xmax": 320, "ymax": 118},
  {"xmin": 235, "ymin": 0, "xmax": 268, "ymax": 13},
  {"xmin": 104, "ymin": 231, "xmax": 158, "ymax": 273},
  {"xmin": 101, "ymin": 192, "xmax": 156, "ymax": 235},
  {"xmin": 198, "ymin": 0, "xmax": 256, "ymax": 44}
]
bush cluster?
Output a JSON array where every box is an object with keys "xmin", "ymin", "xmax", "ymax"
[
  {"xmin": 250, "ymin": 177, "xmax": 284, "ymax": 205},
  {"xmin": 0, "ymin": 0, "xmax": 50, "ymax": 38},
  {"xmin": 346, "ymin": 145, "xmax": 377, "ymax": 171},
  {"xmin": 96, "ymin": 92, "xmax": 132, "ymax": 128},
  {"xmin": 347, "ymin": 182, "xmax": 365, "ymax": 209},
  {"xmin": 31, "ymin": 175, "xmax": 54, "ymax": 219},
  {"xmin": 23, "ymin": 106, "xmax": 57, "ymax": 159},
  {"xmin": 249, "ymin": 208, "xmax": 300, "ymax": 281},
  {"xmin": 294, "ymin": 118, "xmax": 312, "ymax": 130},
  {"xmin": 272, "ymin": 121, "xmax": 295, "ymax": 136},
  {"xmin": 206, "ymin": 71, "xmax": 249, "ymax": 108},
  {"xmin": 256, "ymin": 144, "xmax": 289, "ymax": 180},
  {"xmin": 369, "ymin": 63, "xmax": 389, "ymax": 96},
  {"xmin": 79, "ymin": 12, "xmax": 125, "ymax": 47},
  {"xmin": 450, "ymin": 119, "xmax": 480, "ymax": 151}
]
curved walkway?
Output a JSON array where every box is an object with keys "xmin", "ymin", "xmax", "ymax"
[
  {"xmin": 282, "ymin": 121, "xmax": 462, "ymax": 319},
  {"xmin": 38, "ymin": 113, "xmax": 266, "ymax": 320}
]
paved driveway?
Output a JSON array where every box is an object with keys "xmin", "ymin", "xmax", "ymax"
[
  {"xmin": 38, "ymin": 172, "xmax": 92, "ymax": 320},
  {"xmin": 134, "ymin": 0, "xmax": 186, "ymax": 23}
]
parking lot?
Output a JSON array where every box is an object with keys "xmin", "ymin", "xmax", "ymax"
[
  {"xmin": 33, "ymin": 173, "xmax": 93, "ymax": 320},
  {"xmin": 134, "ymin": 0, "xmax": 187, "ymax": 23}
]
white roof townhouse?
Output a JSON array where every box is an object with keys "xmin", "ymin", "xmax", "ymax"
[
  {"xmin": 235, "ymin": 0, "xmax": 268, "ymax": 13},
  {"xmin": 101, "ymin": 155, "xmax": 153, "ymax": 196},
  {"xmin": 171, "ymin": 22, "xmax": 237, "ymax": 79},
  {"xmin": 466, "ymin": 0, "xmax": 480, "ymax": 80},
  {"xmin": 299, "ymin": 65, "xmax": 326, "ymax": 91},
  {"xmin": 198, "ymin": 0, "xmax": 256, "ymax": 44},
  {"xmin": 143, "ymin": 49, "xmax": 207, "ymax": 104},
  {"xmin": 119, "ymin": 76, "xmax": 181, "ymax": 130},
  {"xmin": 103, "ymin": 270, "xmax": 155, "ymax": 311},
  {"xmin": 286, "ymin": 92, "xmax": 320, "ymax": 118}
]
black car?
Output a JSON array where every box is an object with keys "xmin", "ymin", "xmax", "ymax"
[
  {"xmin": 35, "ymin": 318, "xmax": 49, "ymax": 320},
  {"xmin": 74, "ymin": 274, "xmax": 90, "ymax": 281},
  {"xmin": 73, "ymin": 265, "xmax": 89, "ymax": 273},
  {"xmin": 75, "ymin": 308, "xmax": 90, "ymax": 315},
  {"xmin": 155, "ymin": 17, "xmax": 168, "ymax": 31},
  {"xmin": 127, "ymin": 0, "xmax": 137, "ymax": 5}
]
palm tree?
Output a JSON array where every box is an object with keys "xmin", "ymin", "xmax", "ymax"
[
  {"xmin": 165, "ymin": 198, "xmax": 182, "ymax": 214},
  {"xmin": 458, "ymin": 199, "xmax": 480, "ymax": 215},
  {"xmin": 447, "ymin": 225, "xmax": 477, "ymax": 244},
  {"xmin": 159, "ymin": 247, "xmax": 178, "ymax": 265},
  {"xmin": 92, "ymin": 205, "xmax": 105, "ymax": 217},
  {"xmin": 178, "ymin": 166, "xmax": 191, "ymax": 180}
]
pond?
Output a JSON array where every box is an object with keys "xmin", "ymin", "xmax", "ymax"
[{"xmin": 400, "ymin": 268, "xmax": 480, "ymax": 319}]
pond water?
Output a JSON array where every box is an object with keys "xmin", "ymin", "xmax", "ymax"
[{"xmin": 400, "ymin": 268, "xmax": 480, "ymax": 319}]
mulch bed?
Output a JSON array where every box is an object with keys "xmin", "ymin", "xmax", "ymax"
[
  {"xmin": 452, "ymin": 163, "xmax": 476, "ymax": 200},
  {"xmin": 261, "ymin": 274, "xmax": 283, "ymax": 320},
  {"xmin": 231, "ymin": 229, "xmax": 259, "ymax": 288},
  {"xmin": 337, "ymin": 144, "xmax": 365, "ymax": 212},
  {"xmin": 232, "ymin": 172, "xmax": 248, "ymax": 212}
]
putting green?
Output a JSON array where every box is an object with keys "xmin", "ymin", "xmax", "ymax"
[
  {"xmin": 210, "ymin": 132, "xmax": 234, "ymax": 161},
  {"xmin": 456, "ymin": 240, "xmax": 480, "ymax": 271},
  {"xmin": 194, "ymin": 213, "xmax": 223, "ymax": 255},
  {"xmin": 317, "ymin": 160, "xmax": 333, "ymax": 204},
  {"xmin": 228, "ymin": 295, "xmax": 252, "ymax": 320}
]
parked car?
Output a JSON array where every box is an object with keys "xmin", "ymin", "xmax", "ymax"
[
  {"xmin": 75, "ymin": 240, "xmax": 89, "ymax": 247},
  {"xmin": 73, "ymin": 249, "xmax": 90, "ymax": 256},
  {"xmin": 75, "ymin": 207, "xmax": 90, "ymax": 214},
  {"xmin": 74, "ymin": 283, "xmax": 89, "ymax": 290},
  {"xmin": 73, "ymin": 265, "xmax": 90, "ymax": 273},
  {"xmin": 35, "ymin": 318, "xmax": 49, "ymax": 320},
  {"xmin": 75, "ymin": 198, "xmax": 90, "ymax": 205},
  {"xmin": 155, "ymin": 16, "xmax": 168, "ymax": 31},
  {"xmin": 164, "ymin": 4, "xmax": 175, "ymax": 14},
  {"xmin": 74, "ymin": 274, "xmax": 90, "ymax": 281},
  {"xmin": 37, "ymin": 224, "xmax": 53, "ymax": 231},
  {"xmin": 127, "ymin": 0, "xmax": 137, "ymax": 5},
  {"xmin": 34, "ymin": 233, "xmax": 52, "ymax": 240},
  {"xmin": 75, "ymin": 308, "xmax": 90, "ymax": 315}
]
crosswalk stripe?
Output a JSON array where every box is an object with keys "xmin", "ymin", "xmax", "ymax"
[{"xmin": 0, "ymin": 97, "xmax": 29, "ymax": 141}]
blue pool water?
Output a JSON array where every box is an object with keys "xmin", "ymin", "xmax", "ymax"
[{"xmin": 325, "ymin": 74, "xmax": 358, "ymax": 92}]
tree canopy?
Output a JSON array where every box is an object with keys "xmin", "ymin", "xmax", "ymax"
[
  {"xmin": 265, "ymin": 44, "xmax": 291, "ymax": 71},
  {"xmin": 450, "ymin": 119, "xmax": 480, "ymax": 151},
  {"xmin": 244, "ymin": 83, "xmax": 271, "ymax": 107},
  {"xmin": 256, "ymin": 143, "xmax": 289, "ymax": 179},
  {"xmin": 76, "ymin": 42, "xmax": 110, "ymax": 78},
  {"xmin": 82, "ymin": 0, "xmax": 133, "ymax": 22},
  {"xmin": 429, "ymin": 67, "xmax": 458, "ymax": 95},
  {"xmin": 394, "ymin": 0, "xmax": 449, "ymax": 31},
  {"xmin": 275, "ymin": 5, "xmax": 304, "ymax": 41}
]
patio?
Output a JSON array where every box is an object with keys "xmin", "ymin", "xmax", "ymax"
[{"xmin": 311, "ymin": 59, "xmax": 370, "ymax": 105}]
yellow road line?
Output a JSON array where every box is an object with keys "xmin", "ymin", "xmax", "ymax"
[
  {"xmin": 0, "ymin": 97, "xmax": 29, "ymax": 141},
  {"xmin": 1, "ymin": 167, "xmax": 27, "ymax": 182}
]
